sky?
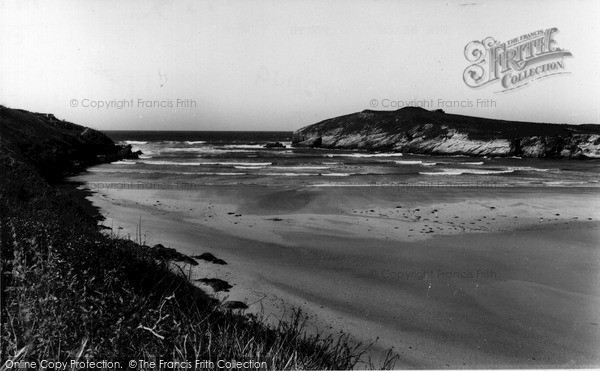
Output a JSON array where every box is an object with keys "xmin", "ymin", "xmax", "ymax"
[{"xmin": 1, "ymin": 0, "xmax": 599, "ymax": 131}]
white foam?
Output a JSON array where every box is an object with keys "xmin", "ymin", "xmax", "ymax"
[
  {"xmin": 394, "ymin": 160, "xmax": 437, "ymax": 166},
  {"xmin": 509, "ymin": 166, "xmax": 552, "ymax": 172},
  {"xmin": 185, "ymin": 140, "xmax": 206, "ymax": 144},
  {"xmin": 163, "ymin": 147, "xmax": 212, "ymax": 152},
  {"xmin": 270, "ymin": 166, "xmax": 331, "ymax": 170},
  {"xmin": 420, "ymin": 168, "xmax": 515, "ymax": 175},
  {"xmin": 459, "ymin": 162, "xmax": 484, "ymax": 165},
  {"xmin": 180, "ymin": 172, "xmax": 246, "ymax": 176},
  {"xmin": 542, "ymin": 181, "xmax": 596, "ymax": 186},
  {"xmin": 87, "ymin": 168, "xmax": 154, "ymax": 174},
  {"xmin": 123, "ymin": 140, "xmax": 148, "ymax": 145},
  {"xmin": 209, "ymin": 172, "xmax": 245, "ymax": 176},
  {"xmin": 259, "ymin": 172, "xmax": 313, "ymax": 176},
  {"xmin": 201, "ymin": 162, "xmax": 272, "ymax": 166},
  {"xmin": 312, "ymin": 184, "xmax": 357, "ymax": 187},
  {"xmin": 324, "ymin": 153, "xmax": 403, "ymax": 158},
  {"xmin": 139, "ymin": 160, "xmax": 272, "ymax": 167},
  {"xmin": 223, "ymin": 144, "xmax": 265, "ymax": 149},
  {"xmin": 141, "ymin": 160, "xmax": 202, "ymax": 166}
]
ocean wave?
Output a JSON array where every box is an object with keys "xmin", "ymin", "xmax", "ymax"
[
  {"xmin": 162, "ymin": 147, "xmax": 254, "ymax": 155},
  {"xmin": 324, "ymin": 153, "xmax": 403, "ymax": 158},
  {"xmin": 270, "ymin": 166, "xmax": 331, "ymax": 170},
  {"xmin": 509, "ymin": 166, "xmax": 552, "ymax": 172},
  {"xmin": 162, "ymin": 147, "xmax": 215, "ymax": 153},
  {"xmin": 542, "ymin": 181, "xmax": 597, "ymax": 186},
  {"xmin": 87, "ymin": 168, "xmax": 157, "ymax": 174},
  {"xmin": 141, "ymin": 160, "xmax": 203, "ymax": 166},
  {"xmin": 394, "ymin": 160, "xmax": 437, "ymax": 166},
  {"xmin": 222, "ymin": 144, "xmax": 265, "ymax": 149},
  {"xmin": 185, "ymin": 140, "xmax": 206, "ymax": 144},
  {"xmin": 123, "ymin": 140, "xmax": 148, "ymax": 145},
  {"xmin": 257, "ymin": 172, "xmax": 351, "ymax": 177},
  {"xmin": 259, "ymin": 172, "xmax": 312, "ymax": 176},
  {"xmin": 87, "ymin": 168, "xmax": 244, "ymax": 176},
  {"xmin": 205, "ymin": 172, "xmax": 245, "ymax": 176},
  {"xmin": 202, "ymin": 162, "xmax": 272, "ymax": 166},
  {"xmin": 234, "ymin": 166, "xmax": 269, "ymax": 169},
  {"xmin": 420, "ymin": 168, "xmax": 515, "ymax": 175},
  {"xmin": 138, "ymin": 160, "xmax": 272, "ymax": 167},
  {"xmin": 459, "ymin": 162, "xmax": 484, "ymax": 165}
]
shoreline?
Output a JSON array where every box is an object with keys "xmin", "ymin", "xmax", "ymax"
[{"xmin": 73, "ymin": 176, "xmax": 600, "ymax": 368}]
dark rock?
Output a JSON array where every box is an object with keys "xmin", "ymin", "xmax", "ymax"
[
  {"xmin": 149, "ymin": 244, "xmax": 198, "ymax": 266},
  {"xmin": 192, "ymin": 253, "xmax": 226, "ymax": 265},
  {"xmin": 222, "ymin": 301, "xmax": 248, "ymax": 310},
  {"xmin": 193, "ymin": 252, "xmax": 217, "ymax": 262},
  {"xmin": 264, "ymin": 141, "xmax": 286, "ymax": 148},
  {"xmin": 197, "ymin": 278, "xmax": 233, "ymax": 292}
]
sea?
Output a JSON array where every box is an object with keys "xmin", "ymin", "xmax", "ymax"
[{"xmin": 90, "ymin": 130, "xmax": 600, "ymax": 189}]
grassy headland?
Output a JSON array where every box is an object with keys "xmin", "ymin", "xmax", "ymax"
[{"xmin": 0, "ymin": 106, "xmax": 393, "ymax": 369}]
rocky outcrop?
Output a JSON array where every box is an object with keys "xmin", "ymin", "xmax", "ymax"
[
  {"xmin": 0, "ymin": 105, "xmax": 140, "ymax": 181},
  {"xmin": 264, "ymin": 141, "xmax": 286, "ymax": 148},
  {"xmin": 292, "ymin": 107, "xmax": 600, "ymax": 158}
]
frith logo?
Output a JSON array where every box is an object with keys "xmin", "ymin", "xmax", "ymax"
[{"xmin": 463, "ymin": 28, "xmax": 572, "ymax": 92}]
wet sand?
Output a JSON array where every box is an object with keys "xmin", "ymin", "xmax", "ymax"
[{"xmin": 74, "ymin": 179, "xmax": 600, "ymax": 368}]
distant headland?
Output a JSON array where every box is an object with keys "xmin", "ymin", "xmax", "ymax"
[{"xmin": 292, "ymin": 107, "xmax": 600, "ymax": 158}]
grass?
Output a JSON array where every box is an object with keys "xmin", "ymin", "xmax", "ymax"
[{"xmin": 0, "ymin": 149, "xmax": 398, "ymax": 369}]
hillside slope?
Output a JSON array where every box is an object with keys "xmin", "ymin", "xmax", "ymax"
[{"xmin": 0, "ymin": 105, "xmax": 139, "ymax": 181}]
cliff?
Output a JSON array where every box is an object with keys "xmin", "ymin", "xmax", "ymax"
[
  {"xmin": 0, "ymin": 105, "xmax": 139, "ymax": 181},
  {"xmin": 292, "ymin": 107, "xmax": 600, "ymax": 158}
]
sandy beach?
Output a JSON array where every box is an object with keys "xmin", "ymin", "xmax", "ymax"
[{"xmin": 70, "ymin": 175, "xmax": 600, "ymax": 368}]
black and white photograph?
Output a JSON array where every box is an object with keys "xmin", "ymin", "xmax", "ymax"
[{"xmin": 1, "ymin": 0, "xmax": 599, "ymax": 369}]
